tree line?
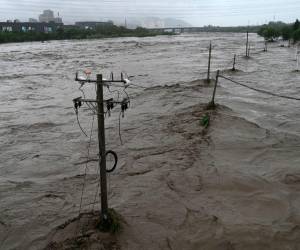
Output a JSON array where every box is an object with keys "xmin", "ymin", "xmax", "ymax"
[
  {"xmin": 257, "ymin": 19, "xmax": 300, "ymax": 43},
  {"xmin": 0, "ymin": 25, "xmax": 171, "ymax": 44}
]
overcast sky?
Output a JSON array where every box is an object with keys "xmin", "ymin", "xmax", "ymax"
[{"xmin": 0, "ymin": 0, "xmax": 299, "ymax": 26}]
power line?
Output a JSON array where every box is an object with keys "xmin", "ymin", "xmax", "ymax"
[
  {"xmin": 75, "ymin": 114, "xmax": 95, "ymax": 236},
  {"xmin": 219, "ymin": 74, "xmax": 300, "ymax": 101}
]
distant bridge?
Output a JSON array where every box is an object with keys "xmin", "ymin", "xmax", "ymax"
[
  {"xmin": 147, "ymin": 26, "xmax": 258, "ymax": 34},
  {"xmin": 148, "ymin": 27, "xmax": 205, "ymax": 33}
]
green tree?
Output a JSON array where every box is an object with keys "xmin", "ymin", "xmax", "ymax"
[
  {"xmin": 293, "ymin": 19, "xmax": 300, "ymax": 31},
  {"xmin": 281, "ymin": 25, "xmax": 293, "ymax": 41},
  {"xmin": 293, "ymin": 29, "xmax": 300, "ymax": 43},
  {"xmin": 258, "ymin": 26, "xmax": 280, "ymax": 41}
]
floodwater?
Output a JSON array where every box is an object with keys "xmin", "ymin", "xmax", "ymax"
[{"xmin": 0, "ymin": 33, "xmax": 300, "ymax": 249}]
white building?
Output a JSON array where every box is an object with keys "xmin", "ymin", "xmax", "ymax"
[
  {"xmin": 39, "ymin": 10, "xmax": 62, "ymax": 23},
  {"xmin": 29, "ymin": 18, "xmax": 38, "ymax": 23}
]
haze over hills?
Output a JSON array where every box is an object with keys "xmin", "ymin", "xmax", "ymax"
[{"xmin": 121, "ymin": 17, "xmax": 192, "ymax": 29}]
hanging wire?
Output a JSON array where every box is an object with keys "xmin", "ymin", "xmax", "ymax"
[
  {"xmin": 107, "ymin": 86, "xmax": 121, "ymax": 101},
  {"xmin": 118, "ymin": 110, "xmax": 124, "ymax": 145},
  {"xmin": 219, "ymin": 75, "xmax": 300, "ymax": 101},
  {"xmin": 127, "ymin": 83, "xmax": 147, "ymax": 89},
  {"xmin": 78, "ymin": 83, "xmax": 96, "ymax": 114},
  {"xmin": 75, "ymin": 114, "xmax": 95, "ymax": 236},
  {"xmin": 123, "ymin": 87, "xmax": 131, "ymax": 108},
  {"xmin": 74, "ymin": 108, "xmax": 88, "ymax": 137}
]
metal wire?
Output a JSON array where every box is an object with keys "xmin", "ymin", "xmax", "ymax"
[
  {"xmin": 219, "ymin": 75, "xmax": 300, "ymax": 101},
  {"xmin": 123, "ymin": 87, "xmax": 130, "ymax": 107},
  {"xmin": 75, "ymin": 114, "xmax": 95, "ymax": 236},
  {"xmin": 75, "ymin": 108, "xmax": 88, "ymax": 137},
  {"xmin": 107, "ymin": 86, "xmax": 120, "ymax": 101},
  {"xmin": 118, "ymin": 110, "xmax": 123, "ymax": 145},
  {"xmin": 128, "ymin": 83, "xmax": 147, "ymax": 89}
]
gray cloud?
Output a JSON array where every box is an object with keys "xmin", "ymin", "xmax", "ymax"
[{"xmin": 0, "ymin": 0, "xmax": 299, "ymax": 26}]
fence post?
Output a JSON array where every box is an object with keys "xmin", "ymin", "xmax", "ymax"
[
  {"xmin": 246, "ymin": 31, "xmax": 249, "ymax": 57},
  {"xmin": 207, "ymin": 42, "xmax": 212, "ymax": 83},
  {"xmin": 264, "ymin": 41, "xmax": 268, "ymax": 52},
  {"xmin": 232, "ymin": 54, "xmax": 236, "ymax": 71},
  {"xmin": 208, "ymin": 70, "xmax": 219, "ymax": 108},
  {"xmin": 248, "ymin": 43, "xmax": 251, "ymax": 57}
]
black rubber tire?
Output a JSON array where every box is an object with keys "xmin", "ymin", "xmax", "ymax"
[{"xmin": 105, "ymin": 150, "xmax": 118, "ymax": 173}]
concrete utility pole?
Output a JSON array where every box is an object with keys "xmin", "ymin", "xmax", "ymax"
[
  {"xmin": 207, "ymin": 42, "xmax": 212, "ymax": 82},
  {"xmin": 73, "ymin": 72, "xmax": 131, "ymax": 230},
  {"xmin": 246, "ymin": 31, "xmax": 249, "ymax": 57},
  {"xmin": 96, "ymin": 74, "xmax": 108, "ymax": 220},
  {"xmin": 232, "ymin": 54, "xmax": 236, "ymax": 71}
]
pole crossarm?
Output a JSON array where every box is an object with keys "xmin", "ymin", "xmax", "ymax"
[
  {"xmin": 75, "ymin": 72, "xmax": 128, "ymax": 85},
  {"xmin": 73, "ymin": 97, "xmax": 129, "ymax": 105}
]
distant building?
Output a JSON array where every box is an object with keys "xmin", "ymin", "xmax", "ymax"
[
  {"xmin": 0, "ymin": 21, "xmax": 62, "ymax": 33},
  {"xmin": 75, "ymin": 21, "xmax": 113, "ymax": 30},
  {"xmin": 39, "ymin": 9, "xmax": 62, "ymax": 23},
  {"xmin": 29, "ymin": 18, "xmax": 38, "ymax": 23}
]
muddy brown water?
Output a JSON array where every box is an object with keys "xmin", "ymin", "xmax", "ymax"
[{"xmin": 0, "ymin": 33, "xmax": 300, "ymax": 249}]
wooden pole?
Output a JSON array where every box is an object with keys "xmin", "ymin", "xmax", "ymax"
[
  {"xmin": 232, "ymin": 54, "xmax": 236, "ymax": 71},
  {"xmin": 248, "ymin": 43, "xmax": 251, "ymax": 57},
  {"xmin": 207, "ymin": 42, "xmax": 212, "ymax": 82},
  {"xmin": 246, "ymin": 31, "xmax": 249, "ymax": 57},
  {"xmin": 97, "ymin": 74, "xmax": 109, "ymax": 221},
  {"xmin": 264, "ymin": 41, "xmax": 268, "ymax": 52},
  {"xmin": 210, "ymin": 70, "xmax": 219, "ymax": 106}
]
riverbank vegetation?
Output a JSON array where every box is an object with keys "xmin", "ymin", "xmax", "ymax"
[
  {"xmin": 257, "ymin": 19, "xmax": 300, "ymax": 43},
  {"xmin": 0, "ymin": 25, "xmax": 172, "ymax": 44}
]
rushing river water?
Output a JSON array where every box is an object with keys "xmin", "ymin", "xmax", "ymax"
[{"xmin": 0, "ymin": 33, "xmax": 300, "ymax": 249}]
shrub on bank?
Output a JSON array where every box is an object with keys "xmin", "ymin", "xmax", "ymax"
[{"xmin": 0, "ymin": 25, "xmax": 172, "ymax": 44}]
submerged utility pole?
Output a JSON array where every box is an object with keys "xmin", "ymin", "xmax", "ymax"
[
  {"xmin": 73, "ymin": 72, "xmax": 130, "ymax": 227},
  {"xmin": 246, "ymin": 31, "xmax": 249, "ymax": 57},
  {"xmin": 96, "ymin": 74, "xmax": 108, "ymax": 221},
  {"xmin": 264, "ymin": 41, "xmax": 268, "ymax": 52},
  {"xmin": 207, "ymin": 42, "xmax": 212, "ymax": 82},
  {"xmin": 232, "ymin": 54, "xmax": 236, "ymax": 71}
]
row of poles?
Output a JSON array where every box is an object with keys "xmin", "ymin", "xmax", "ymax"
[
  {"xmin": 205, "ymin": 31, "xmax": 252, "ymax": 106},
  {"xmin": 75, "ymin": 31, "xmax": 255, "ymax": 226},
  {"xmin": 207, "ymin": 32, "xmax": 300, "ymax": 106},
  {"xmin": 206, "ymin": 30, "xmax": 300, "ymax": 84},
  {"xmin": 73, "ymin": 30, "xmax": 299, "ymax": 230},
  {"xmin": 206, "ymin": 32, "xmax": 248, "ymax": 83}
]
